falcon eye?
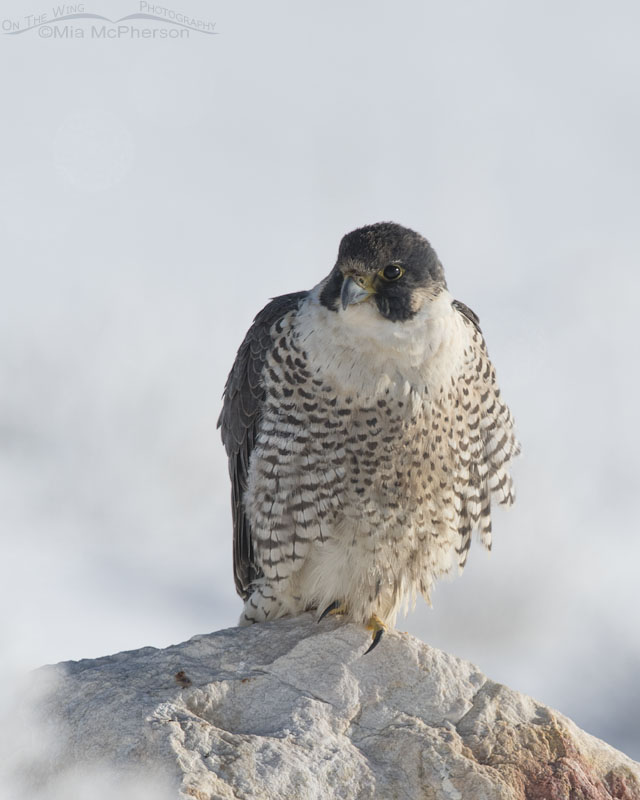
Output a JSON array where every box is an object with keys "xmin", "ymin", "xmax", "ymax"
[{"xmin": 380, "ymin": 264, "xmax": 404, "ymax": 281}]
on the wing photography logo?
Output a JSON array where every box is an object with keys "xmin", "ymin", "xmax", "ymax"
[{"xmin": 2, "ymin": 2, "xmax": 217, "ymax": 39}]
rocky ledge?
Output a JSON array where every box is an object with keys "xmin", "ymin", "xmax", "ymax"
[{"xmin": 15, "ymin": 614, "xmax": 640, "ymax": 799}]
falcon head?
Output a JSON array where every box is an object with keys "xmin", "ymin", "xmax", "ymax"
[{"xmin": 319, "ymin": 222, "xmax": 447, "ymax": 322}]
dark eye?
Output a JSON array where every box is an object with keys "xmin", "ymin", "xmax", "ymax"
[{"xmin": 381, "ymin": 263, "xmax": 404, "ymax": 281}]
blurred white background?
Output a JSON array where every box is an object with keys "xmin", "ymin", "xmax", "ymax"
[{"xmin": 1, "ymin": 0, "xmax": 639, "ymax": 762}]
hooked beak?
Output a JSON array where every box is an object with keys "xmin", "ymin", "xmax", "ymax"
[{"xmin": 340, "ymin": 275, "xmax": 375, "ymax": 310}]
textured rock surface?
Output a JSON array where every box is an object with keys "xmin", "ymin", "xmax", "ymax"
[{"xmin": 19, "ymin": 615, "xmax": 640, "ymax": 799}]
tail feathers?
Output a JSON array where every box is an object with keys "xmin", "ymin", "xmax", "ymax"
[{"xmin": 239, "ymin": 582, "xmax": 285, "ymax": 625}]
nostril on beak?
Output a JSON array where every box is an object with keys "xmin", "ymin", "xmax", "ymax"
[{"xmin": 341, "ymin": 276, "xmax": 374, "ymax": 309}]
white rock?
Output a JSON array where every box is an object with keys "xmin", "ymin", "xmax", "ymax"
[{"xmin": 12, "ymin": 615, "xmax": 640, "ymax": 799}]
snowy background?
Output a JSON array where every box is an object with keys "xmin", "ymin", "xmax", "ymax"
[{"xmin": 1, "ymin": 0, "xmax": 639, "ymax": 767}]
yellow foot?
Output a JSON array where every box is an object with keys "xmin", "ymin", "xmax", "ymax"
[
  {"xmin": 318, "ymin": 601, "xmax": 348, "ymax": 623},
  {"xmin": 364, "ymin": 614, "xmax": 386, "ymax": 654}
]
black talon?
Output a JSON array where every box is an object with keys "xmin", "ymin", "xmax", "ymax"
[
  {"xmin": 364, "ymin": 628, "xmax": 384, "ymax": 655},
  {"xmin": 318, "ymin": 600, "xmax": 342, "ymax": 623}
]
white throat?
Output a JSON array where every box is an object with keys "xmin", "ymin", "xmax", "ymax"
[{"xmin": 293, "ymin": 284, "xmax": 468, "ymax": 398}]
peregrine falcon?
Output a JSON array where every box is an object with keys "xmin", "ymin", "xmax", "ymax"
[{"xmin": 219, "ymin": 222, "xmax": 519, "ymax": 651}]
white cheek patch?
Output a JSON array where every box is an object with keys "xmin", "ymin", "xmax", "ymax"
[{"xmin": 294, "ymin": 283, "xmax": 470, "ymax": 397}]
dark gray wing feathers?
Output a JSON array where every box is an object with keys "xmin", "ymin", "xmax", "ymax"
[
  {"xmin": 218, "ymin": 291, "xmax": 307, "ymax": 599},
  {"xmin": 452, "ymin": 299, "xmax": 481, "ymax": 330}
]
